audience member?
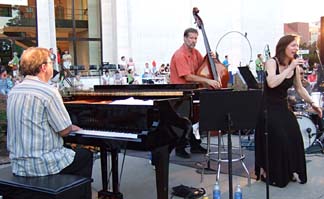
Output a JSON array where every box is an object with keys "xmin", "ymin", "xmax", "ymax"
[
  {"xmin": 127, "ymin": 57, "xmax": 135, "ymax": 73},
  {"xmin": 143, "ymin": 62, "xmax": 152, "ymax": 75},
  {"xmin": 0, "ymin": 66, "xmax": 13, "ymax": 95},
  {"xmin": 102, "ymin": 71, "xmax": 110, "ymax": 85},
  {"xmin": 255, "ymin": 53, "xmax": 265, "ymax": 83},
  {"xmin": 127, "ymin": 69, "xmax": 135, "ymax": 84},
  {"xmin": 222, "ymin": 55, "xmax": 230, "ymax": 68},
  {"xmin": 74, "ymin": 74, "xmax": 83, "ymax": 90},
  {"xmin": 119, "ymin": 56, "xmax": 127, "ymax": 71},
  {"xmin": 9, "ymin": 52, "xmax": 20, "ymax": 77},
  {"xmin": 62, "ymin": 50, "xmax": 72, "ymax": 69}
]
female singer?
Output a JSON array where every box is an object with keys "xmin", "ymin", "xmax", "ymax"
[{"xmin": 255, "ymin": 34, "xmax": 322, "ymax": 187}]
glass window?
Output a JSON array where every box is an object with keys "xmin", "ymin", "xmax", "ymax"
[
  {"xmin": 0, "ymin": 6, "xmax": 11, "ymax": 17},
  {"xmin": 74, "ymin": 40, "xmax": 101, "ymax": 70},
  {"xmin": 55, "ymin": 0, "xmax": 102, "ymax": 76}
]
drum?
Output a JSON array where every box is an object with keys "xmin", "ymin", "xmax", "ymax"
[
  {"xmin": 296, "ymin": 114, "xmax": 317, "ymax": 149},
  {"xmin": 293, "ymin": 103, "xmax": 307, "ymax": 112}
]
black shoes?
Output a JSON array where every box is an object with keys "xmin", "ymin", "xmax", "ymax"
[
  {"xmin": 175, "ymin": 145, "xmax": 207, "ymax": 158},
  {"xmin": 175, "ymin": 149, "xmax": 191, "ymax": 159},
  {"xmin": 190, "ymin": 145, "xmax": 207, "ymax": 154}
]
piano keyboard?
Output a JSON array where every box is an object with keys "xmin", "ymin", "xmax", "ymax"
[{"xmin": 73, "ymin": 129, "xmax": 138, "ymax": 139}]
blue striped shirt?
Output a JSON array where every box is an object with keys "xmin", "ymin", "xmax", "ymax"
[{"xmin": 7, "ymin": 75, "xmax": 75, "ymax": 176}]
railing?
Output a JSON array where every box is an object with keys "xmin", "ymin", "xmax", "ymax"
[
  {"xmin": 5, "ymin": 5, "xmax": 88, "ymax": 29},
  {"xmin": 6, "ymin": 5, "xmax": 88, "ymax": 21}
]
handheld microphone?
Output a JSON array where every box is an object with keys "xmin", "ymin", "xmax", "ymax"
[{"xmin": 294, "ymin": 54, "xmax": 303, "ymax": 68}]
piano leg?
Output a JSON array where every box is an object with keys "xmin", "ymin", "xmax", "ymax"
[
  {"xmin": 100, "ymin": 147, "xmax": 108, "ymax": 191},
  {"xmin": 152, "ymin": 145, "xmax": 170, "ymax": 199},
  {"xmin": 98, "ymin": 147, "xmax": 123, "ymax": 199},
  {"xmin": 111, "ymin": 149, "xmax": 120, "ymax": 195}
]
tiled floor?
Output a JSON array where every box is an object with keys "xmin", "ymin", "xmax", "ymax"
[
  {"xmin": 89, "ymin": 152, "xmax": 324, "ymax": 199},
  {"xmin": 2, "ymin": 135, "xmax": 324, "ymax": 199},
  {"xmin": 89, "ymin": 135, "xmax": 324, "ymax": 199}
]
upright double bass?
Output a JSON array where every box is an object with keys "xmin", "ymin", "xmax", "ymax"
[{"xmin": 193, "ymin": 7, "xmax": 229, "ymax": 88}]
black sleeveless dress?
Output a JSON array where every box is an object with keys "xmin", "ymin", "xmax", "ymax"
[{"xmin": 255, "ymin": 60, "xmax": 307, "ymax": 188}]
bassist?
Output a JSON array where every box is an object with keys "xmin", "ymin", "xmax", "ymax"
[{"xmin": 170, "ymin": 28, "xmax": 221, "ymax": 158}]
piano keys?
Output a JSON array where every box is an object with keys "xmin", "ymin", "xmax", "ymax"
[{"xmin": 73, "ymin": 129, "xmax": 139, "ymax": 139}]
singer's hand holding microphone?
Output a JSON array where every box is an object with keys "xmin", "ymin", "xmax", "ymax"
[{"xmin": 293, "ymin": 54, "xmax": 305, "ymax": 68}]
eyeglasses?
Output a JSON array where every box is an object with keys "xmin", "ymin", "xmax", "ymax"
[{"xmin": 43, "ymin": 61, "xmax": 54, "ymax": 65}]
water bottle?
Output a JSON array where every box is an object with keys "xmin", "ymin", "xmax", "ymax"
[
  {"xmin": 213, "ymin": 181, "xmax": 221, "ymax": 199},
  {"xmin": 148, "ymin": 152, "xmax": 152, "ymax": 164},
  {"xmin": 234, "ymin": 184, "xmax": 242, "ymax": 199}
]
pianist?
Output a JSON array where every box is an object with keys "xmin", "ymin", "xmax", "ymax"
[
  {"xmin": 6, "ymin": 47, "xmax": 93, "ymax": 199},
  {"xmin": 170, "ymin": 28, "xmax": 221, "ymax": 158}
]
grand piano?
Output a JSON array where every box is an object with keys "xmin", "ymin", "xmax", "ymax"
[{"xmin": 63, "ymin": 84, "xmax": 199, "ymax": 199}]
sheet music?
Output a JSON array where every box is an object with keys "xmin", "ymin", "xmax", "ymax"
[
  {"xmin": 73, "ymin": 129, "xmax": 138, "ymax": 139},
  {"xmin": 110, "ymin": 97, "xmax": 154, "ymax": 105}
]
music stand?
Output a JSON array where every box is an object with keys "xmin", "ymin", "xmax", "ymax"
[
  {"xmin": 238, "ymin": 66, "xmax": 259, "ymax": 89},
  {"xmin": 199, "ymin": 90, "xmax": 261, "ymax": 199}
]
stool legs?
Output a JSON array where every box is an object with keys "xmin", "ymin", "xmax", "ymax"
[
  {"xmin": 238, "ymin": 130, "xmax": 251, "ymax": 186},
  {"xmin": 200, "ymin": 130, "xmax": 251, "ymax": 186}
]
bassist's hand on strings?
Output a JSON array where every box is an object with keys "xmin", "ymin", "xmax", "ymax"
[
  {"xmin": 209, "ymin": 51, "xmax": 218, "ymax": 61},
  {"xmin": 205, "ymin": 78, "xmax": 221, "ymax": 89}
]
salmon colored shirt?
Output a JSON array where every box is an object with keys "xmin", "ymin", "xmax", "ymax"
[{"xmin": 170, "ymin": 44, "xmax": 204, "ymax": 84}]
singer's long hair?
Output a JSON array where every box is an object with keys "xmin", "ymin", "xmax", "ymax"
[{"xmin": 275, "ymin": 34, "xmax": 300, "ymax": 66}]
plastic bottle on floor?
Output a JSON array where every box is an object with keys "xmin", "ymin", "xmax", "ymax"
[
  {"xmin": 148, "ymin": 152, "xmax": 152, "ymax": 164},
  {"xmin": 213, "ymin": 181, "xmax": 221, "ymax": 199},
  {"xmin": 234, "ymin": 184, "xmax": 242, "ymax": 199}
]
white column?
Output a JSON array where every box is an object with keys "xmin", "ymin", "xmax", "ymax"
[
  {"xmin": 115, "ymin": 0, "xmax": 130, "ymax": 62},
  {"xmin": 36, "ymin": 0, "xmax": 57, "ymax": 69},
  {"xmin": 101, "ymin": 0, "xmax": 131, "ymax": 65},
  {"xmin": 101, "ymin": 0, "xmax": 117, "ymax": 64},
  {"xmin": 88, "ymin": 0, "xmax": 100, "ymax": 66}
]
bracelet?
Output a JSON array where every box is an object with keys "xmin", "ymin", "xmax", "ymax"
[{"xmin": 309, "ymin": 101, "xmax": 315, "ymax": 106}]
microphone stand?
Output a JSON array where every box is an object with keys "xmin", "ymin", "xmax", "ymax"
[
  {"xmin": 264, "ymin": 107, "xmax": 270, "ymax": 199},
  {"xmin": 266, "ymin": 51, "xmax": 270, "ymax": 199},
  {"xmin": 260, "ymin": 53, "xmax": 270, "ymax": 199},
  {"xmin": 315, "ymin": 49, "xmax": 324, "ymax": 93}
]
